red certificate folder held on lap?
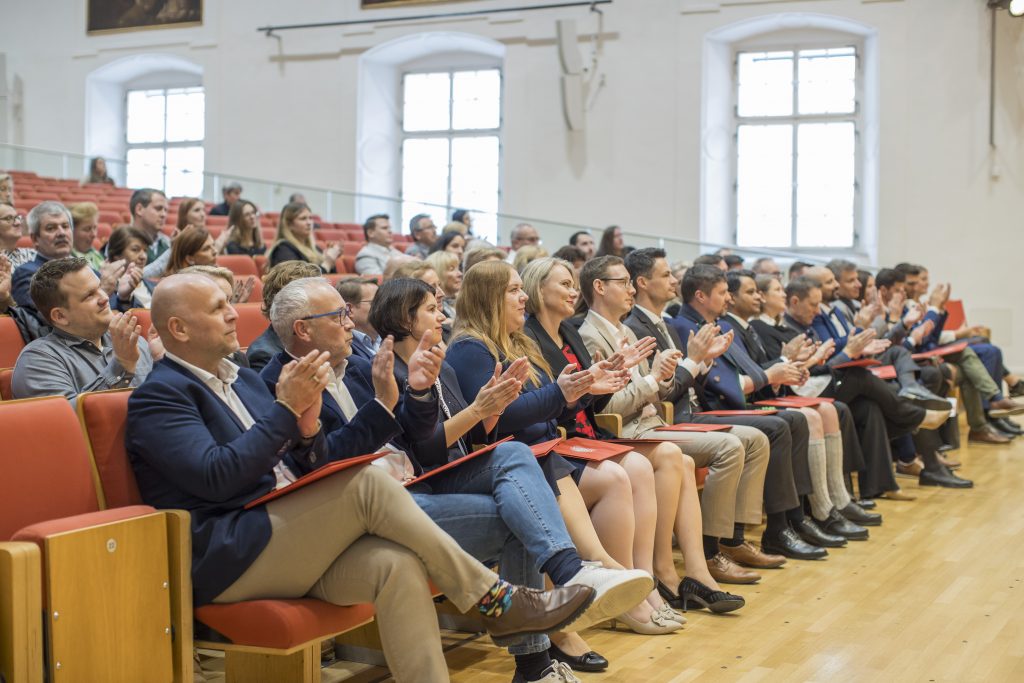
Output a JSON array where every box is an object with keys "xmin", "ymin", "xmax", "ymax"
[
  {"xmin": 870, "ymin": 365, "xmax": 898, "ymax": 381},
  {"xmin": 404, "ymin": 435, "xmax": 515, "ymax": 487},
  {"xmin": 530, "ymin": 437, "xmax": 564, "ymax": 457},
  {"xmin": 701, "ymin": 409, "xmax": 779, "ymax": 416},
  {"xmin": 833, "ymin": 358, "xmax": 882, "ymax": 369},
  {"xmin": 245, "ymin": 451, "xmax": 389, "ymax": 509},
  {"xmin": 655, "ymin": 423, "xmax": 733, "ymax": 432},
  {"xmin": 552, "ymin": 437, "xmax": 633, "ymax": 462},
  {"xmin": 912, "ymin": 341, "xmax": 968, "ymax": 361}
]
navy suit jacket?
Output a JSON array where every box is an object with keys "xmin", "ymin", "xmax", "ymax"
[
  {"xmin": 245, "ymin": 325, "xmax": 283, "ymax": 372},
  {"xmin": 126, "ymin": 358, "xmax": 328, "ymax": 606},
  {"xmin": 260, "ymin": 352, "xmax": 439, "ymax": 472},
  {"xmin": 348, "ymin": 334, "xmax": 377, "ymax": 362}
]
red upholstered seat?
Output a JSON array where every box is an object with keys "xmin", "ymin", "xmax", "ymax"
[
  {"xmin": 195, "ymin": 600, "xmax": 375, "ymax": 650},
  {"xmin": 77, "ymin": 390, "xmax": 142, "ymax": 508},
  {"xmin": 0, "ymin": 316, "xmax": 24, "ymax": 367},
  {"xmin": 253, "ymin": 254, "xmax": 268, "ymax": 275},
  {"xmin": 695, "ymin": 467, "xmax": 708, "ymax": 489},
  {"xmin": 12, "ymin": 505, "xmax": 155, "ymax": 544},
  {"xmin": 127, "ymin": 308, "xmax": 153, "ymax": 336},
  {"xmin": 233, "ymin": 302, "xmax": 267, "ymax": 348},
  {"xmin": 0, "ymin": 367, "xmax": 12, "ymax": 400},
  {"xmin": 216, "ymin": 254, "xmax": 260, "ymax": 279}
]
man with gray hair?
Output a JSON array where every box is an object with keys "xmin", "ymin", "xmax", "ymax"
[
  {"xmin": 506, "ymin": 222, "xmax": 539, "ymax": 264},
  {"xmin": 405, "ymin": 213, "xmax": 437, "ymax": 259},
  {"xmin": 210, "ymin": 181, "xmax": 243, "ymax": 216},
  {"xmin": 751, "ymin": 257, "xmax": 781, "ymax": 279}
]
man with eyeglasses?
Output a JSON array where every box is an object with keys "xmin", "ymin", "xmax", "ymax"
[
  {"xmin": 751, "ymin": 257, "xmax": 782, "ymax": 280},
  {"xmin": 405, "ymin": 214, "xmax": 438, "ymax": 260},
  {"xmin": 336, "ymin": 276, "xmax": 381, "ymax": 361},
  {"xmin": 0, "ymin": 202, "xmax": 35, "ymax": 269}
]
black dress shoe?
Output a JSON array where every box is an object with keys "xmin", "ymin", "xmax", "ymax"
[
  {"xmin": 548, "ymin": 643, "xmax": 608, "ymax": 672},
  {"xmin": 792, "ymin": 518, "xmax": 847, "ymax": 548},
  {"xmin": 838, "ymin": 502, "xmax": 882, "ymax": 526},
  {"xmin": 855, "ymin": 498, "xmax": 877, "ymax": 510},
  {"xmin": 818, "ymin": 508, "xmax": 869, "ymax": 540},
  {"xmin": 920, "ymin": 466, "xmax": 973, "ymax": 489},
  {"xmin": 761, "ymin": 527, "xmax": 830, "ymax": 559},
  {"xmin": 678, "ymin": 576, "xmax": 745, "ymax": 613},
  {"xmin": 898, "ymin": 384, "xmax": 954, "ymax": 411},
  {"xmin": 937, "ymin": 443, "xmax": 957, "ymax": 453},
  {"xmin": 1009, "ymin": 380, "xmax": 1024, "ymax": 398},
  {"xmin": 990, "ymin": 417, "xmax": 1023, "ymax": 436}
]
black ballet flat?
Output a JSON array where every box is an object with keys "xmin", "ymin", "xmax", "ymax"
[
  {"xmin": 548, "ymin": 643, "xmax": 608, "ymax": 672},
  {"xmin": 678, "ymin": 577, "xmax": 745, "ymax": 614}
]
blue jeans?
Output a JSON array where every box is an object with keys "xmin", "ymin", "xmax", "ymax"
[{"xmin": 410, "ymin": 441, "xmax": 577, "ymax": 655}]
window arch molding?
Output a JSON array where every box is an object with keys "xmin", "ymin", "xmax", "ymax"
[{"xmin": 700, "ymin": 13, "xmax": 879, "ymax": 260}]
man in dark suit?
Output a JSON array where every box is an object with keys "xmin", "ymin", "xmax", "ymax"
[
  {"xmin": 627, "ymin": 253, "xmax": 834, "ymax": 560},
  {"xmin": 209, "ymin": 181, "xmax": 242, "ymax": 216},
  {"xmin": 126, "ymin": 274, "xmax": 593, "ymax": 682}
]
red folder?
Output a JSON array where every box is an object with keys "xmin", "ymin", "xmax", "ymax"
[
  {"xmin": 245, "ymin": 451, "xmax": 389, "ymax": 509},
  {"xmin": 754, "ymin": 397, "xmax": 835, "ymax": 408},
  {"xmin": 833, "ymin": 358, "xmax": 882, "ymax": 369},
  {"xmin": 870, "ymin": 365, "xmax": 898, "ymax": 381},
  {"xmin": 912, "ymin": 341, "xmax": 968, "ymax": 361},
  {"xmin": 530, "ymin": 437, "xmax": 565, "ymax": 457},
  {"xmin": 403, "ymin": 435, "xmax": 515, "ymax": 487},
  {"xmin": 605, "ymin": 438, "xmax": 665, "ymax": 445},
  {"xmin": 943, "ymin": 300, "xmax": 965, "ymax": 331},
  {"xmin": 655, "ymin": 423, "xmax": 733, "ymax": 432},
  {"xmin": 701, "ymin": 409, "xmax": 779, "ymax": 416},
  {"xmin": 552, "ymin": 437, "xmax": 633, "ymax": 461}
]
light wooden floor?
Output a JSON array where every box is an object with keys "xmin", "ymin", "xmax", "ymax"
[{"xmin": 200, "ymin": 435, "xmax": 1024, "ymax": 683}]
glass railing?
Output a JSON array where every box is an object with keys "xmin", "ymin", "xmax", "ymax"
[{"xmin": 0, "ymin": 141, "xmax": 829, "ymax": 267}]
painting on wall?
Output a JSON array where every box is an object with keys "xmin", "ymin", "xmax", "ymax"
[{"xmin": 88, "ymin": 0, "xmax": 203, "ymax": 35}]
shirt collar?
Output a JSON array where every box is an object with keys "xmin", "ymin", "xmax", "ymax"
[
  {"xmin": 633, "ymin": 304, "xmax": 664, "ymax": 326},
  {"xmin": 757, "ymin": 313, "xmax": 780, "ymax": 326},
  {"xmin": 725, "ymin": 311, "xmax": 749, "ymax": 330},
  {"xmin": 287, "ymin": 350, "xmax": 349, "ymax": 381},
  {"xmin": 165, "ymin": 350, "xmax": 239, "ymax": 387},
  {"xmin": 50, "ymin": 327, "xmax": 108, "ymax": 350},
  {"xmin": 352, "ymin": 329, "xmax": 379, "ymax": 346},
  {"xmin": 588, "ymin": 309, "xmax": 624, "ymax": 340}
]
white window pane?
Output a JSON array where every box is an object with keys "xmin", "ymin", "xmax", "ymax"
[
  {"xmin": 402, "ymin": 137, "xmax": 450, "ymax": 210},
  {"xmin": 736, "ymin": 124, "xmax": 793, "ymax": 247},
  {"xmin": 452, "ymin": 70, "xmax": 501, "ymax": 130},
  {"xmin": 165, "ymin": 147, "xmax": 205, "ymax": 198},
  {"xmin": 796, "ymin": 122, "xmax": 855, "ymax": 247},
  {"xmin": 166, "ymin": 88, "xmax": 205, "ymax": 142},
  {"xmin": 798, "ymin": 48, "xmax": 856, "ymax": 115},
  {"xmin": 126, "ymin": 148, "xmax": 165, "ymax": 191},
  {"xmin": 737, "ymin": 51, "xmax": 793, "ymax": 117},
  {"xmin": 403, "ymin": 73, "xmax": 451, "ymax": 132},
  {"xmin": 450, "ymin": 136, "xmax": 499, "ymax": 243},
  {"xmin": 126, "ymin": 90, "xmax": 166, "ymax": 144}
]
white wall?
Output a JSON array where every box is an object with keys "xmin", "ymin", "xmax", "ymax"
[{"xmin": 2, "ymin": 0, "xmax": 1023, "ymax": 366}]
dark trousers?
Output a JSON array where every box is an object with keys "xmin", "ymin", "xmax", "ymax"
[
  {"xmin": 835, "ymin": 400, "xmax": 866, "ymax": 474},
  {"xmin": 879, "ymin": 345, "xmax": 921, "ymax": 388},
  {"xmin": 843, "ymin": 398, "xmax": 900, "ymax": 497},
  {"xmin": 833, "ymin": 367, "xmax": 925, "ymax": 439}
]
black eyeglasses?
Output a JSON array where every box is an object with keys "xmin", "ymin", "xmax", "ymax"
[
  {"xmin": 598, "ymin": 277, "xmax": 631, "ymax": 285},
  {"xmin": 300, "ymin": 304, "xmax": 352, "ymax": 323}
]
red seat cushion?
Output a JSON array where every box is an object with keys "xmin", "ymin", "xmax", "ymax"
[
  {"xmin": 195, "ymin": 599, "xmax": 375, "ymax": 650},
  {"xmin": 12, "ymin": 505, "xmax": 156, "ymax": 545},
  {"xmin": 77, "ymin": 390, "xmax": 143, "ymax": 508},
  {"xmin": 695, "ymin": 467, "xmax": 708, "ymax": 489},
  {"xmin": 0, "ymin": 317, "xmax": 26, "ymax": 368}
]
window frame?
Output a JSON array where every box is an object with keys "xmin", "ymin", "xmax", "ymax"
[
  {"xmin": 731, "ymin": 41, "xmax": 863, "ymax": 251},
  {"xmin": 124, "ymin": 85, "xmax": 205, "ymax": 196},
  {"xmin": 399, "ymin": 66, "xmax": 503, "ymax": 235}
]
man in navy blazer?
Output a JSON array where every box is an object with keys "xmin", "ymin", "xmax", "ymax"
[{"xmin": 126, "ymin": 274, "xmax": 595, "ymax": 682}]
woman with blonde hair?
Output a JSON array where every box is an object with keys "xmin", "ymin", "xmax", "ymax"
[
  {"xmin": 425, "ymin": 250, "xmax": 461, "ymax": 321},
  {"xmin": 267, "ymin": 201, "xmax": 340, "ymax": 271},
  {"xmin": 224, "ymin": 199, "xmax": 265, "ymax": 256},
  {"xmin": 513, "ymin": 245, "xmax": 548, "ymax": 274}
]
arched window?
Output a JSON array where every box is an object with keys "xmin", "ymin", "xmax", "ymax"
[
  {"xmin": 702, "ymin": 14, "xmax": 879, "ymax": 259},
  {"xmin": 358, "ymin": 33, "xmax": 505, "ymax": 242},
  {"xmin": 85, "ymin": 54, "xmax": 204, "ymax": 195}
]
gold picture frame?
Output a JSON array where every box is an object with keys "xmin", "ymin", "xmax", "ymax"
[{"xmin": 87, "ymin": 0, "xmax": 203, "ymax": 35}]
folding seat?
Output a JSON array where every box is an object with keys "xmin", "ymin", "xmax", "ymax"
[
  {"xmin": 253, "ymin": 254, "xmax": 268, "ymax": 275},
  {"xmin": 216, "ymin": 255, "xmax": 260, "ymax": 279},
  {"xmin": 232, "ymin": 302, "xmax": 269, "ymax": 349},
  {"xmin": 341, "ymin": 241, "xmax": 362, "ymax": 256},
  {"xmin": 0, "ymin": 316, "xmax": 25, "ymax": 367},
  {"xmin": 0, "ymin": 367, "xmax": 12, "ymax": 400}
]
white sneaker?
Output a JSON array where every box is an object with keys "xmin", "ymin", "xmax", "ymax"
[{"xmin": 563, "ymin": 561, "xmax": 653, "ymax": 631}]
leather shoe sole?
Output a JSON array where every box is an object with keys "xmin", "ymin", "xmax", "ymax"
[
  {"xmin": 548, "ymin": 644, "xmax": 608, "ymax": 672},
  {"xmin": 919, "ymin": 469, "xmax": 973, "ymax": 489}
]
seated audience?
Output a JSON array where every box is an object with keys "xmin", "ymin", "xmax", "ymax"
[
  {"xmin": 425, "ymin": 251, "xmax": 461, "ymax": 321},
  {"xmin": 464, "ymin": 246, "xmax": 508, "ymax": 272},
  {"xmin": 176, "ymin": 197, "xmax": 208, "ymax": 233},
  {"xmin": 693, "ymin": 253, "xmax": 727, "ymax": 270},
  {"xmin": 246, "ymin": 260, "xmax": 324, "ymax": 371},
  {"xmin": 595, "ymin": 225, "xmax": 624, "ymax": 258},
  {"xmin": 788, "ymin": 260, "xmax": 812, "ymax": 281},
  {"xmin": 406, "ymin": 213, "xmax": 438, "ymax": 259},
  {"xmin": 125, "ymin": 273, "xmax": 593, "ymax": 683},
  {"xmin": 224, "ymin": 199, "xmax": 266, "ymax": 256},
  {"xmin": 513, "ymin": 245, "xmax": 548, "ymax": 274},
  {"xmin": 83, "ymin": 156, "xmax": 115, "ymax": 186},
  {"xmin": 13, "ymin": 201, "xmax": 76, "ymax": 309},
  {"xmin": 129, "ymin": 188, "xmax": 171, "ymax": 276},
  {"xmin": 336, "ymin": 277, "xmax": 381, "ymax": 361},
  {"xmin": 551, "ymin": 245, "xmax": 586, "ymax": 275},
  {"xmin": 0, "ymin": 201, "xmax": 35, "ymax": 268},
  {"xmin": 0, "ymin": 173, "xmax": 14, "ymax": 204},
  {"xmin": 106, "ymin": 226, "xmax": 156, "ymax": 308},
  {"xmin": 69, "ymin": 202, "xmax": 104, "ymax": 270},
  {"xmin": 267, "ymin": 201, "xmax": 341, "ymax": 272},
  {"xmin": 355, "ymin": 214, "xmax": 405, "ymax": 275},
  {"xmin": 724, "ymin": 254, "xmax": 745, "ymax": 271},
  {"xmin": 209, "ymin": 181, "xmax": 242, "ymax": 216},
  {"xmin": 568, "ymin": 231, "xmax": 595, "ymax": 260},
  {"xmin": 430, "ymin": 229, "xmax": 467, "ymax": 261},
  {"xmin": 452, "ymin": 208, "xmax": 473, "ymax": 230},
  {"xmin": 507, "ymin": 223, "xmax": 540, "ymax": 263},
  {"xmin": 751, "ymin": 257, "xmax": 781, "ymax": 278},
  {"xmin": 162, "ymin": 226, "xmax": 217, "ymax": 277},
  {"xmin": 12, "ymin": 257, "xmax": 152, "ymax": 401}
]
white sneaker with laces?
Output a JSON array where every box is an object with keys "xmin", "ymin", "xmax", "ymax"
[{"xmin": 563, "ymin": 561, "xmax": 653, "ymax": 631}]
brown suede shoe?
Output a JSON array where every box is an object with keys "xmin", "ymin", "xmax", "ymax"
[
  {"xmin": 719, "ymin": 541, "xmax": 786, "ymax": 569},
  {"xmin": 895, "ymin": 458, "xmax": 924, "ymax": 477},
  {"xmin": 988, "ymin": 398, "xmax": 1024, "ymax": 418},
  {"xmin": 707, "ymin": 553, "xmax": 761, "ymax": 584},
  {"xmin": 968, "ymin": 425, "xmax": 1011, "ymax": 445},
  {"xmin": 936, "ymin": 452, "xmax": 962, "ymax": 469},
  {"xmin": 480, "ymin": 584, "xmax": 595, "ymax": 646},
  {"xmin": 879, "ymin": 488, "xmax": 917, "ymax": 501}
]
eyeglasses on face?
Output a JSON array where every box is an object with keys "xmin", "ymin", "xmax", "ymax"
[
  {"xmin": 598, "ymin": 277, "xmax": 631, "ymax": 285},
  {"xmin": 300, "ymin": 304, "xmax": 352, "ymax": 323},
  {"xmin": 0, "ymin": 214, "xmax": 23, "ymax": 225}
]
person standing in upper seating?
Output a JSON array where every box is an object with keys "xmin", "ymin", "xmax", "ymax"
[
  {"xmin": 267, "ymin": 201, "xmax": 341, "ymax": 272},
  {"xmin": 405, "ymin": 214, "xmax": 437, "ymax": 260},
  {"xmin": 82, "ymin": 156, "xmax": 115, "ymax": 186},
  {"xmin": 355, "ymin": 214, "xmax": 405, "ymax": 276},
  {"xmin": 12, "ymin": 257, "xmax": 152, "ymax": 402},
  {"xmin": 209, "ymin": 181, "xmax": 242, "ymax": 216},
  {"xmin": 126, "ymin": 273, "xmax": 595, "ymax": 683},
  {"xmin": 224, "ymin": 199, "xmax": 266, "ymax": 256},
  {"xmin": 129, "ymin": 188, "xmax": 170, "ymax": 271},
  {"xmin": 336, "ymin": 277, "xmax": 381, "ymax": 361},
  {"xmin": 69, "ymin": 202, "xmax": 104, "ymax": 271},
  {"xmin": 246, "ymin": 260, "xmax": 323, "ymax": 371}
]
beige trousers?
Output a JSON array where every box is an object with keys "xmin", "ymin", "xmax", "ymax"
[
  {"xmin": 638, "ymin": 424, "xmax": 769, "ymax": 537},
  {"xmin": 215, "ymin": 464, "xmax": 498, "ymax": 683}
]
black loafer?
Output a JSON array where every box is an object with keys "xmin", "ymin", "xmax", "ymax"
[
  {"xmin": 820, "ymin": 508, "xmax": 868, "ymax": 540},
  {"xmin": 898, "ymin": 385, "xmax": 954, "ymax": 411},
  {"xmin": 548, "ymin": 643, "xmax": 608, "ymax": 672},
  {"xmin": 792, "ymin": 518, "xmax": 847, "ymax": 549},
  {"xmin": 920, "ymin": 466, "xmax": 973, "ymax": 489},
  {"xmin": 990, "ymin": 418, "xmax": 1023, "ymax": 436},
  {"xmin": 761, "ymin": 527, "xmax": 829, "ymax": 560},
  {"xmin": 839, "ymin": 502, "xmax": 882, "ymax": 526},
  {"xmin": 855, "ymin": 498, "xmax": 877, "ymax": 510}
]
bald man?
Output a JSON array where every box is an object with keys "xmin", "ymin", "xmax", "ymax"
[{"xmin": 125, "ymin": 274, "xmax": 594, "ymax": 682}]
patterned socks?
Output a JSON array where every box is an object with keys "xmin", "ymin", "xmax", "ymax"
[{"xmin": 477, "ymin": 578, "xmax": 515, "ymax": 618}]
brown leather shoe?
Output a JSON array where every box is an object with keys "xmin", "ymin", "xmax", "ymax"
[
  {"xmin": 480, "ymin": 584, "xmax": 595, "ymax": 646},
  {"xmin": 879, "ymin": 488, "xmax": 917, "ymax": 501},
  {"xmin": 895, "ymin": 457, "xmax": 924, "ymax": 477},
  {"xmin": 936, "ymin": 452, "xmax": 962, "ymax": 469},
  {"xmin": 968, "ymin": 425, "xmax": 1011, "ymax": 445},
  {"xmin": 988, "ymin": 398, "xmax": 1024, "ymax": 418},
  {"xmin": 707, "ymin": 553, "xmax": 761, "ymax": 584},
  {"xmin": 718, "ymin": 541, "xmax": 786, "ymax": 569}
]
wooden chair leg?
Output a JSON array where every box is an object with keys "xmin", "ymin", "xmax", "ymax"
[{"xmin": 224, "ymin": 643, "xmax": 321, "ymax": 683}]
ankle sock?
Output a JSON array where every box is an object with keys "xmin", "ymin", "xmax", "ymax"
[
  {"xmin": 806, "ymin": 438, "xmax": 833, "ymax": 520},
  {"xmin": 477, "ymin": 578, "xmax": 515, "ymax": 618},
  {"xmin": 824, "ymin": 433, "xmax": 853, "ymax": 509},
  {"xmin": 785, "ymin": 505, "xmax": 805, "ymax": 526},
  {"xmin": 719, "ymin": 523, "xmax": 745, "ymax": 547},
  {"xmin": 702, "ymin": 535, "xmax": 720, "ymax": 560},
  {"xmin": 765, "ymin": 511, "xmax": 788, "ymax": 538},
  {"xmin": 515, "ymin": 652, "xmax": 553, "ymax": 681},
  {"xmin": 540, "ymin": 548, "xmax": 585, "ymax": 586}
]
